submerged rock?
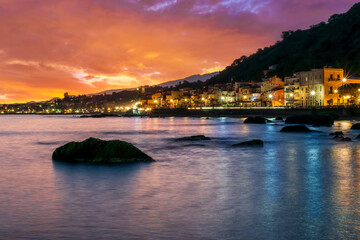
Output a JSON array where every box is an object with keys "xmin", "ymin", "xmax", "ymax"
[
  {"xmin": 351, "ymin": 123, "xmax": 360, "ymax": 130},
  {"xmin": 80, "ymin": 113, "xmax": 120, "ymax": 118},
  {"xmin": 329, "ymin": 131, "xmax": 344, "ymax": 136},
  {"xmin": 357, "ymin": 134, "xmax": 360, "ymax": 139},
  {"xmin": 176, "ymin": 135, "xmax": 211, "ymax": 141},
  {"xmin": 333, "ymin": 135, "xmax": 343, "ymax": 139},
  {"xmin": 285, "ymin": 114, "xmax": 334, "ymax": 126},
  {"xmin": 52, "ymin": 137, "xmax": 154, "ymax": 164},
  {"xmin": 232, "ymin": 139, "xmax": 264, "ymax": 147},
  {"xmin": 280, "ymin": 125, "xmax": 312, "ymax": 132},
  {"xmin": 341, "ymin": 137, "xmax": 352, "ymax": 142},
  {"xmin": 275, "ymin": 116, "xmax": 283, "ymax": 121},
  {"xmin": 244, "ymin": 117, "xmax": 266, "ymax": 124}
]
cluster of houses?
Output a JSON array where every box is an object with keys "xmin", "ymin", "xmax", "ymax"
[{"xmin": 139, "ymin": 67, "xmax": 360, "ymax": 109}]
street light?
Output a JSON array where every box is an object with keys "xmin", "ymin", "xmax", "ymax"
[
  {"xmin": 342, "ymin": 78, "xmax": 347, "ymax": 83},
  {"xmin": 268, "ymin": 94, "xmax": 273, "ymax": 98},
  {"xmin": 310, "ymin": 91, "xmax": 316, "ymax": 107}
]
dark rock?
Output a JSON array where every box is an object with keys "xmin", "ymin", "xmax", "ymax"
[
  {"xmin": 266, "ymin": 120, "xmax": 274, "ymax": 123},
  {"xmin": 80, "ymin": 113, "xmax": 120, "ymax": 118},
  {"xmin": 357, "ymin": 134, "xmax": 360, "ymax": 139},
  {"xmin": 177, "ymin": 135, "xmax": 211, "ymax": 141},
  {"xmin": 285, "ymin": 114, "xmax": 334, "ymax": 126},
  {"xmin": 329, "ymin": 131, "xmax": 344, "ymax": 136},
  {"xmin": 183, "ymin": 144, "xmax": 206, "ymax": 147},
  {"xmin": 341, "ymin": 137, "xmax": 352, "ymax": 142},
  {"xmin": 333, "ymin": 135, "xmax": 343, "ymax": 139},
  {"xmin": 52, "ymin": 137, "xmax": 154, "ymax": 164},
  {"xmin": 351, "ymin": 123, "xmax": 360, "ymax": 130},
  {"xmin": 275, "ymin": 117, "xmax": 283, "ymax": 121},
  {"xmin": 244, "ymin": 117, "xmax": 266, "ymax": 124},
  {"xmin": 280, "ymin": 125, "xmax": 312, "ymax": 132},
  {"xmin": 232, "ymin": 139, "xmax": 264, "ymax": 147}
]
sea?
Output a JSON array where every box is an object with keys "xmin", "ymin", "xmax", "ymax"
[{"xmin": 0, "ymin": 115, "xmax": 359, "ymax": 240}]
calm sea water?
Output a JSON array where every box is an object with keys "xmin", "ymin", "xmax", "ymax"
[{"xmin": 0, "ymin": 115, "xmax": 360, "ymax": 240}]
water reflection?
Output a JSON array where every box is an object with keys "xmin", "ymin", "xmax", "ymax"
[{"xmin": 1, "ymin": 115, "xmax": 360, "ymax": 239}]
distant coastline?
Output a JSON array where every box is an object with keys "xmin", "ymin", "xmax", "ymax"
[{"xmin": 2, "ymin": 106, "xmax": 360, "ymax": 120}]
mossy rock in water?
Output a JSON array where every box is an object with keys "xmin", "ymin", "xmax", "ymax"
[
  {"xmin": 280, "ymin": 125, "xmax": 312, "ymax": 132},
  {"xmin": 244, "ymin": 117, "xmax": 266, "ymax": 124},
  {"xmin": 351, "ymin": 123, "xmax": 360, "ymax": 130},
  {"xmin": 52, "ymin": 137, "xmax": 154, "ymax": 164},
  {"xmin": 232, "ymin": 139, "xmax": 264, "ymax": 147}
]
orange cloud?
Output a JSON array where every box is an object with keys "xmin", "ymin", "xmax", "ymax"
[{"xmin": 0, "ymin": 0, "xmax": 357, "ymax": 103}]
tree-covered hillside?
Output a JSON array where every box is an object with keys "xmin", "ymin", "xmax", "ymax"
[{"xmin": 206, "ymin": 2, "xmax": 360, "ymax": 85}]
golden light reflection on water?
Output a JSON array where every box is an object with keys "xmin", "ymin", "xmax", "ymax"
[{"xmin": 332, "ymin": 147, "xmax": 353, "ymax": 207}]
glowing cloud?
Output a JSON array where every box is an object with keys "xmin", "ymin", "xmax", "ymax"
[{"xmin": 0, "ymin": 0, "xmax": 357, "ymax": 103}]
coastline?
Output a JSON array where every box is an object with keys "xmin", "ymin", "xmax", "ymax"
[{"xmin": 2, "ymin": 107, "xmax": 360, "ymax": 121}]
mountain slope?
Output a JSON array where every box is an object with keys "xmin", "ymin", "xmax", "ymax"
[
  {"xmin": 90, "ymin": 72, "xmax": 218, "ymax": 95},
  {"xmin": 206, "ymin": 2, "xmax": 360, "ymax": 85},
  {"xmin": 157, "ymin": 72, "xmax": 219, "ymax": 88}
]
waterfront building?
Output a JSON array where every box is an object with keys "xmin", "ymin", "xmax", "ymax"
[
  {"xmin": 238, "ymin": 84, "xmax": 261, "ymax": 107},
  {"xmin": 261, "ymin": 76, "xmax": 284, "ymax": 93},
  {"xmin": 298, "ymin": 67, "xmax": 344, "ymax": 107},
  {"xmin": 337, "ymin": 77, "xmax": 360, "ymax": 104},
  {"xmin": 284, "ymin": 75, "xmax": 301, "ymax": 107},
  {"xmin": 151, "ymin": 92, "xmax": 163, "ymax": 107},
  {"xmin": 272, "ymin": 89, "xmax": 285, "ymax": 107}
]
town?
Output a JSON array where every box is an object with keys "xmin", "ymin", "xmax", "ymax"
[{"xmin": 1, "ymin": 66, "xmax": 360, "ymax": 114}]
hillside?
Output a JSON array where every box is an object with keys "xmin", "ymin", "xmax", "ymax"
[
  {"xmin": 89, "ymin": 88, "xmax": 136, "ymax": 96},
  {"xmin": 157, "ymin": 72, "xmax": 218, "ymax": 87},
  {"xmin": 89, "ymin": 72, "xmax": 218, "ymax": 96},
  {"xmin": 206, "ymin": 2, "xmax": 360, "ymax": 85}
]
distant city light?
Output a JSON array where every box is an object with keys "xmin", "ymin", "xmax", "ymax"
[{"xmin": 310, "ymin": 91, "xmax": 315, "ymax": 96}]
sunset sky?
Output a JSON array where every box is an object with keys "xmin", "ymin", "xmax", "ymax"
[{"xmin": 0, "ymin": 0, "xmax": 357, "ymax": 103}]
